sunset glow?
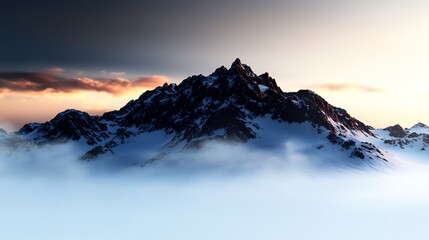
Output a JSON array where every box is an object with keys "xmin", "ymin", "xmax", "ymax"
[{"xmin": 0, "ymin": 72, "xmax": 169, "ymax": 130}]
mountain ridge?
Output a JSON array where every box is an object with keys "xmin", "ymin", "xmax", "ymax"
[{"xmin": 5, "ymin": 59, "xmax": 426, "ymax": 166}]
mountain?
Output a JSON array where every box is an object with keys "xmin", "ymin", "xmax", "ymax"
[
  {"xmin": 408, "ymin": 122, "xmax": 429, "ymax": 134},
  {"xmin": 374, "ymin": 123, "xmax": 429, "ymax": 151},
  {"xmin": 19, "ymin": 110, "xmax": 110, "ymax": 145},
  {"xmin": 384, "ymin": 124, "xmax": 407, "ymax": 138},
  {"xmin": 11, "ymin": 59, "xmax": 398, "ymax": 166}
]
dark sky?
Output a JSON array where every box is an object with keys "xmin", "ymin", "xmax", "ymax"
[{"xmin": 2, "ymin": 0, "xmax": 299, "ymax": 77}]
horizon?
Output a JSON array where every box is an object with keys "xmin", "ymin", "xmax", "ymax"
[{"xmin": 2, "ymin": 0, "xmax": 429, "ymax": 130}]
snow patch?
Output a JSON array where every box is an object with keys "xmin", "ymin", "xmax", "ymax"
[{"xmin": 258, "ymin": 84, "xmax": 269, "ymax": 93}]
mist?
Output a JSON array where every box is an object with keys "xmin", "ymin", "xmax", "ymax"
[{"xmin": 0, "ymin": 140, "xmax": 428, "ymax": 240}]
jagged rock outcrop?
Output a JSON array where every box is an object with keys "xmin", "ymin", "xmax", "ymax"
[
  {"xmin": 384, "ymin": 124, "xmax": 407, "ymax": 138},
  {"xmin": 19, "ymin": 109, "xmax": 110, "ymax": 145}
]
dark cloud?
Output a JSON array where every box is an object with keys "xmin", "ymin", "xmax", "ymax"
[
  {"xmin": 0, "ymin": 71, "xmax": 168, "ymax": 95},
  {"xmin": 308, "ymin": 83, "xmax": 383, "ymax": 93}
]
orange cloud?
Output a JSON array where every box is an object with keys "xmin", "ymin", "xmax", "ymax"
[
  {"xmin": 308, "ymin": 83, "xmax": 383, "ymax": 93},
  {"xmin": 0, "ymin": 71, "xmax": 168, "ymax": 96}
]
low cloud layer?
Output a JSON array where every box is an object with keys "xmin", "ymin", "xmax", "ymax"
[
  {"xmin": 1, "ymin": 137, "xmax": 429, "ymax": 240},
  {"xmin": 0, "ymin": 71, "xmax": 168, "ymax": 95},
  {"xmin": 308, "ymin": 83, "xmax": 383, "ymax": 93}
]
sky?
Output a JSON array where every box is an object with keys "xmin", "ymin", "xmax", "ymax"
[{"xmin": 1, "ymin": 0, "xmax": 429, "ymax": 131}]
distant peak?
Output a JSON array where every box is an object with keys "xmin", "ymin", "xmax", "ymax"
[
  {"xmin": 54, "ymin": 109, "xmax": 89, "ymax": 120},
  {"xmin": 411, "ymin": 122, "xmax": 428, "ymax": 129},
  {"xmin": 213, "ymin": 65, "xmax": 228, "ymax": 75},
  {"xmin": 385, "ymin": 124, "xmax": 403, "ymax": 129},
  {"xmin": 231, "ymin": 58, "xmax": 242, "ymax": 68},
  {"xmin": 59, "ymin": 109, "xmax": 85, "ymax": 115},
  {"xmin": 384, "ymin": 124, "xmax": 407, "ymax": 138},
  {"xmin": 296, "ymin": 89, "xmax": 318, "ymax": 97},
  {"xmin": 259, "ymin": 72, "xmax": 269, "ymax": 78},
  {"xmin": 227, "ymin": 58, "xmax": 258, "ymax": 79}
]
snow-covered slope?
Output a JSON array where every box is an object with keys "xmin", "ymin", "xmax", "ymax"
[
  {"xmin": 374, "ymin": 123, "xmax": 429, "ymax": 151},
  {"xmin": 407, "ymin": 123, "xmax": 429, "ymax": 135},
  {"xmin": 367, "ymin": 123, "xmax": 429, "ymax": 166}
]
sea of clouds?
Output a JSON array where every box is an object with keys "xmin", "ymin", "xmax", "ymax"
[{"xmin": 0, "ymin": 139, "xmax": 429, "ymax": 240}]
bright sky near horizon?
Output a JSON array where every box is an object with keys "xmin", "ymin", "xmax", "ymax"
[{"xmin": 1, "ymin": 0, "xmax": 429, "ymax": 131}]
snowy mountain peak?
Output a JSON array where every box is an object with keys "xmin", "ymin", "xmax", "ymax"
[
  {"xmin": 231, "ymin": 58, "xmax": 243, "ymax": 68},
  {"xmin": 411, "ymin": 122, "xmax": 428, "ymax": 129},
  {"xmin": 19, "ymin": 108, "xmax": 109, "ymax": 145},
  {"xmin": 54, "ymin": 109, "xmax": 90, "ymax": 120},
  {"xmin": 226, "ymin": 58, "xmax": 258, "ymax": 78},
  {"xmin": 13, "ymin": 59, "xmax": 390, "ymax": 163}
]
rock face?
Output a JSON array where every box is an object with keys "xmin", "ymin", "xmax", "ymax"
[
  {"xmin": 384, "ymin": 124, "xmax": 407, "ymax": 138},
  {"xmin": 100, "ymin": 58, "xmax": 373, "ymax": 146},
  {"xmin": 19, "ymin": 110, "xmax": 110, "ymax": 145},
  {"xmin": 17, "ymin": 58, "xmax": 380, "ymax": 160}
]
